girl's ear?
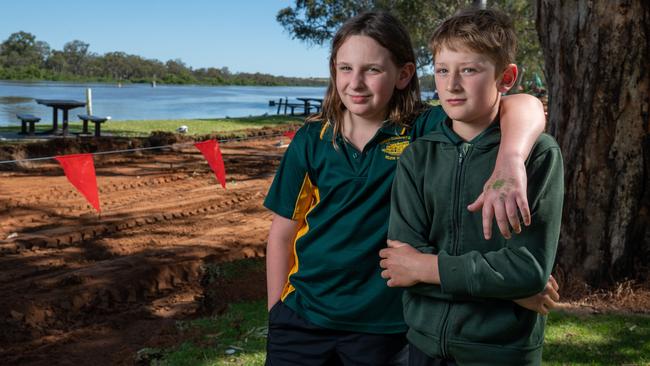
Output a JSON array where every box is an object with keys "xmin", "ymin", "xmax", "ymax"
[
  {"xmin": 396, "ymin": 62, "xmax": 416, "ymax": 90},
  {"xmin": 498, "ymin": 64, "xmax": 518, "ymax": 93}
]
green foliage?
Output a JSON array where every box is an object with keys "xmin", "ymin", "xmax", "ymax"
[
  {"xmin": 276, "ymin": 0, "xmax": 462, "ymax": 71},
  {"xmin": 277, "ymin": 0, "xmax": 544, "ymax": 89},
  {"xmin": 0, "ymin": 31, "xmax": 49, "ymax": 68},
  {"xmin": 0, "ymin": 32, "xmax": 327, "ymax": 86},
  {"xmin": 490, "ymin": 0, "xmax": 545, "ymax": 89}
]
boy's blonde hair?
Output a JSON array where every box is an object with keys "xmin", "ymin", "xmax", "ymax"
[
  {"xmin": 308, "ymin": 11, "xmax": 425, "ymax": 145},
  {"xmin": 429, "ymin": 8, "xmax": 517, "ymax": 75}
]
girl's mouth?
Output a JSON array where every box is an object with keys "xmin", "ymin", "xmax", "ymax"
[
  {"xmin": 446, "ymin": 99, "xmax": 466, "ymax": 106},
  {"xmin": 350, "ymin": 95, "xmax": 370, "ymax": 103}
]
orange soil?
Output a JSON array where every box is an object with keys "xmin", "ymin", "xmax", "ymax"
[{"xmin": 0, "ymin": 135, "xmax": 283, "ymax": 365}]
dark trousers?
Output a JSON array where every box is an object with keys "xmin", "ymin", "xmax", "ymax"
[
  {"xmin": 408, "ymin": 343, "xmax": 457, "ymax": 366},
  {"xmin": 265, "ymin": 301, "xmax": 408, "ymax": 366}
]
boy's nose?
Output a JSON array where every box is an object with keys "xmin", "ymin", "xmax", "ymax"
[{"xmin": 446, "ymin": 73, "xmax": 462, "ymax": 92}]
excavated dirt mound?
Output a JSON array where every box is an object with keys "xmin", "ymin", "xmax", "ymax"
[{"xmin": 0, "ymin": 131, "xmax": 289, "ymax": 365}]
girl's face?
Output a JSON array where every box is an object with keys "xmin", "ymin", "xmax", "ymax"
[{"xmin": 335, "ymin": 35, "xmax": 410, "ymax": 122}]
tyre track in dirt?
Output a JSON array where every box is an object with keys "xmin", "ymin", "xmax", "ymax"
[{"xmin": 0, "ymin": 137, "xmax": 284, "ymax": 365}]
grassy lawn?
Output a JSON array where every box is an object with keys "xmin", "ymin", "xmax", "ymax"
[
  {"xmin": 149, "ymin": 259, "xmax": 650, "ymax": 366},
  {"xmin": 154, "ymin": 302, "xmax": 650, "ymax": 366},
  {"xmin": 0, "ymin": 115, "xmax": 304, "ymax": 138},
  {"xmin": 142, "ymin": 300, "xmax": 268, "ymax": 366},
  {"xmin": 543, "ymin": 311, "xmax": 650, "ymax": 365}
]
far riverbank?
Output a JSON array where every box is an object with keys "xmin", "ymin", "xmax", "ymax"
[{"xmin": 0, "ymin": 81, "xmax": 327, "ymax": 126}]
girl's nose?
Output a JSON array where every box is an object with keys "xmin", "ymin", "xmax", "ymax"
[{"xmin": 350, "ymin": 70, "xmax": 365, "ymax": 89}]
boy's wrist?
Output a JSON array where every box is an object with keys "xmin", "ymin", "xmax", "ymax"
[{"xmin": 419, "ymin": 254, "xmax": 441, "ymax": 285}]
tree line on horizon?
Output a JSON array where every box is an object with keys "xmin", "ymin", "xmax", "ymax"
[{"xmin": 0, "ymin": 31, "xmax": 327, "ymax": 87}]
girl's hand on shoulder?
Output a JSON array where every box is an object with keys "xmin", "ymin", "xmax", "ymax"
[{"xmin": 467, "ymin": 154, "xmax": 531, "ymax": 240}]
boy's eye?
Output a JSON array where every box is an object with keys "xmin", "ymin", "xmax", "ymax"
[
  {"xmin": 461, "ymin": 68, "xmax": 477, "ymax": 74},
  {"xmin": 368, "ymin": 67, "xmax": 381, "ymax": 73}
]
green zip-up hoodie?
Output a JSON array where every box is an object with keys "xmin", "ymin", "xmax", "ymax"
[{"xmin": 388, "ymin": 120, "xmax": 564, "ymax": 366}]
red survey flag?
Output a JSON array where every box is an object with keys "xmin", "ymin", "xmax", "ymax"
[
  {"xmin": 283, "ymin": 130, "xmax": 296, "ymax": 140},
  {"xmin": 55, "ymin": 154, "xmax": 101, "ymax": 212},
  {"xmin": 194, "ymin": 140, "xmax": 226, "ymax": 188}
]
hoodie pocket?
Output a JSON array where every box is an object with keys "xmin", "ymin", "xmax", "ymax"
[{"xmin": 450, "ymin": 300, "xmax": 541, "ymax": 347}]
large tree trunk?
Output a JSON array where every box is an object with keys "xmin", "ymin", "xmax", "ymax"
[{"xmin": 536, "ymin": 1, "xmax": 650, "ymax": 286}]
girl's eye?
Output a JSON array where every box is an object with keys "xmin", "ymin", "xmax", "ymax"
[
  {"xmin": 338, "ymin": 65, "xmax": 352, "ymax": 72},
  {"xmin": 435, "ymin": 68, "xmax": 448, "ymax": 75}
]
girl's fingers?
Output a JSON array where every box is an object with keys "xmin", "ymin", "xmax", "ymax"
[
  {"xmin": 467, "ymin": 191, "xmax": 485, "ymax": 212},
  {"xmin": 493, "ymin": 201, "xmax": 511, "ymax": 239},
  {"xmin": 481, "ymin": 203, "xmax": 494, "ymax": 240},
  {"xmin": 516, "ymin": 192, "xmax": 531, "ymax": 226},
  {"xmin": 505, "ymin": 195, "xmax": 521, "ymax": 234}
]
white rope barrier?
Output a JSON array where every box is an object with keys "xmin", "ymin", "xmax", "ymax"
[{"xmin": 0, "ymin": 131, "xmax": 290, "ymax": 165}]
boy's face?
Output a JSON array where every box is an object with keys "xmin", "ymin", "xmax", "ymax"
[{"xmin": 434, "ymin": 46, "xmax": 507, "ymax": 129}]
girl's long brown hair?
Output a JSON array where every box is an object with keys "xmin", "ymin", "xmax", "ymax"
[{"xmin": 307, "ymin": 11, "xmax": 426, "ymax": 145}]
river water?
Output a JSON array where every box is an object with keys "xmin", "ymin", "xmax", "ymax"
[{"xmin": 0, "ymin": 81, "xmax": 328, "ymax": 126}]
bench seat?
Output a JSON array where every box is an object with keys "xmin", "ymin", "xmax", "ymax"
[
  {"xmin": 16, "ymin": 114, "xmax": 41, "ymax": 135},
  {"xmin": 78, "ymin": 114, "xmax": 109, "ymax": 137}
]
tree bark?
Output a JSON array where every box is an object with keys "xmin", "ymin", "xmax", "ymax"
[{"xmin": 536, "ymin": 0, "xmax": 650, "ymax": 285}]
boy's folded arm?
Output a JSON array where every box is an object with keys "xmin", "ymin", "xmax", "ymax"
[
  {"xmin": 438, "ymin": 245, "xmax": 550, "ymax": 299},
  {"xmin": 440, "ymin": 146, "xmax": 564, "ymax": 300}
]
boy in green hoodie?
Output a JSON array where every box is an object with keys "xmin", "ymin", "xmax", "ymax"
[{"xmin": 379, "ymin": 8, "xmax": 564, "ymax": 366}]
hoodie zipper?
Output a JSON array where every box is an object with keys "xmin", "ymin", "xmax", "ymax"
[{"xmin": 440, "ymin": 142, "xmax": 472, "ymax": 358}]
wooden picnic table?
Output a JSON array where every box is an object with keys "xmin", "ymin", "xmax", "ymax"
[
  {"xmin": 296, "ymin": 98, "xmax": 323, "ymax": 114},
  {"xmin": 35, "ymin": 99, "xmax": 86, "ymax": 136}
]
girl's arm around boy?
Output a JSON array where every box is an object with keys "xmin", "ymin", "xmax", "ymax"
[{"xmin": 380, "ymin": 133, "xmax": 563, "ymax": 310}]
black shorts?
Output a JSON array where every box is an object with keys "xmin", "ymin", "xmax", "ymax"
[
  {"xmin": 265, "ymin": 301, "xmax": 408, "ymax": 366},
  {"xmin": 408, "ymin": 343, "xmax": 456, "ymax": 366}
]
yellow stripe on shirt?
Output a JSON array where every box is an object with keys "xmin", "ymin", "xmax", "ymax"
[{"xmin": 282, "ymin": 173, "xmax": 320, "ymax": 300}]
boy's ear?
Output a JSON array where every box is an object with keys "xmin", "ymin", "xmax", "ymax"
[
  {"xmin": 396, "ymin": 62, "xmax": 416, "ymax": 90},
  {"xmin": 498, "ymin": 64, "xmax": 518, "ymax": 93}
]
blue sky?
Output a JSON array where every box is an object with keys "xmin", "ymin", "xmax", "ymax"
[{"xmin": 0, "ymin": 0, "xmax": 331, "ymax": 78}]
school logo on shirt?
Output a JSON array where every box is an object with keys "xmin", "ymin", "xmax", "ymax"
[{"xmin": 381, "ymin": 136, "xmax": 410, "ymax": 160}]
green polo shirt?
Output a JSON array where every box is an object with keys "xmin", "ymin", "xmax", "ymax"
[{"xmin": 264, "ymin": 106, "xmax": 446, "ymax": 333}]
